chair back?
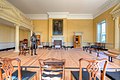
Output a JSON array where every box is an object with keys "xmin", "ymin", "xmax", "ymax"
[
  {"xmin": 79, "ymin": 58, "xmax": 108, "ymax": 80},
  {"xmin": 0, "ymin": 57, "xmax": 21, "ymax": 80},
  {"xmin": 38, "ymin": 58, "xmax": 65, "ymax": 80}
]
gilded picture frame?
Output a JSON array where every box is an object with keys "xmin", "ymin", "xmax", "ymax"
[{"xmin": 53, "ymin": 19, "xmax": 63, "ymax": 35}]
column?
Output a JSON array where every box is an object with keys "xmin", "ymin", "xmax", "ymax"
[
  {"xmin": 115, "ymin": 17, "xmax": 119, "ymax": 49},
  {"xmin": 29, "ymin": 30, "xmax": 33, "ymax": 46},
  {"xmin": 15, "ymin": 25, "xmax": 20, "ymax": 52},
  {"xmin": 119, "ymin": 17, "xmax": 120, "ymax": 50},
  {"xmin": 27, "ymin": 30, "xmax": 32, "ymax": 47},
  {"xmin": 30, "ymin": 30, "xmax": 33, "ymax": 36}
]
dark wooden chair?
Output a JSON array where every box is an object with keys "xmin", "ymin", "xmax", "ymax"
[
  {"xmin": 19, "ymin": 40, "xmax": 30, "ymax": 55},
  {"xmin": 23, "ymin": 39, "xmax": 28, "ymax": 46},
  {"xmin": 38, "ymin": 58, "xmax": 65, "ymax": 80},
  {"xmin": 71, "ymin": 58, "xmax": 108, "ymax": 80},
  {"xmin": 0, "ymin": 57, "xmax": 37, "ymax": 80},
  {"xmin": 83, "ymin": 42, "xmax": 91, "ymax": 52}
]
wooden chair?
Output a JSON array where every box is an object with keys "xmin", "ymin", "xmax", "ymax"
[
  {"xmin": 19, "ymin": 41, "xmax": 24, "ymax": 55},
  {"xmin": 19, "ymin": 40, "xmax": 30, "ymax": 55},
  {"xmin": 23, "ymin": 39, "xmax": 28, "ymax": 46},
  {"xmin": 38, "ymin": 58, "xmax": 65, "ymax": 80},
  {"xmin": 71, "ymin": 58, "xmax": 108, "ymax": 80},
  {"xmin": 0, "ymin": 57, "xmax": 37, "ymax": 80}
]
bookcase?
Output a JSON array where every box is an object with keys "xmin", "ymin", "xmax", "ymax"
[
  {"xmin": 73, "ymin": 35, "xmax": 81, "ymax": 48},
  {"xmin": 36, "ymin": 35, "xmax": 40, "ymax": 45}
]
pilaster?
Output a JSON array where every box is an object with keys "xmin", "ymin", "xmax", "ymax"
[
  {"xmin": 14, "ymin": 24, "xmax": 20, "ymax": 52},
  {"xmin": 115, "ymin": 17, "xmax": 120, "ymax": 49}
]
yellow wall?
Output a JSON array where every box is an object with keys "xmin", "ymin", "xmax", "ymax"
[
  {"xmin": 0, "ymin": 24, "xmax": 15, "ymax": 42},
  {"xmin": 19, "ymin": 29, "xmax": 29, "ymax": 41},
  {"xmin": 32, "ymin": 19, "xmax": 93, "ymax": 45},
  {"xmin": 93, "ymin": 7, "xmax": 115, "ymax": 48},
  {"xmin": 119, "ymin": 17, "xmax": 120, "ymax": 24},
  {"xmin": 67, "ymin": 19, "xmax": 93, "ymax": 42},
  {"xmin": 33, "ymin": 20, "xmax": 48, "ymax": 42},
  {"xmin": 0, "ymin": 24, "xmax": 29, "ymax": 42}
]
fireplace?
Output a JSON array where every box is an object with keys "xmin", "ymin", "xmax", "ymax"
[
  {"xmin": 54, "ymin": 40, "xmax": 62, "ymax": 46},
  {"xmin": 54, "ymin": 40, "xmax": 62, "ymax": 48},
  {"xmin": 52, "ymin": 36, "xmax": 64, "ymax": 47}
]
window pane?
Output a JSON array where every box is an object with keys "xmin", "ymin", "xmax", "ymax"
[
  {"xmin": 101, "ymin": 34, "xmax": 106, "ymax": 42},
  {"xmin": 97, "ymin": 20, "xmax": 106, "ymax": 43},
  {"xmin": 102, "ymin": 23, "xmax": 106, "ymax": 33},
  {"xmin": 97, "ymin": 24, "xmax": 101, "ymax": 42}
]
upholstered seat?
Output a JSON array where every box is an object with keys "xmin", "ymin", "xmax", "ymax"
[
  {"xmin": 71, "ymin": 69, "xmax": 99, "ymax": 80},
  {"xmin": 12, "ymin": 70, "xmax": 36, "ymax": 80},
  {"xmin": 42, "ymin": 73, "xmax": 62, "ymax": 79},
  {"xmin": 106, "ymin": 71, "xmax": 120, "ymax": 80}
]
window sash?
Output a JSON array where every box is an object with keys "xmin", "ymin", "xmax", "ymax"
[{"xmin": 97, "ymin": 21, "xmax": 106, "ymax": 43}]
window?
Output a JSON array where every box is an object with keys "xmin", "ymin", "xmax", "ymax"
[{"xmin": 97, "ymin": 20, "xmax": 106, "ymax": 43}]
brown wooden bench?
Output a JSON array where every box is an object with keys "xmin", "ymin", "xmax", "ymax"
[{"xmin": 104, "ymin": 49, "xmax": 120, "ymax": 62}]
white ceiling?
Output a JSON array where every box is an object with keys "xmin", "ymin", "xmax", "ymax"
[
  {"xmin": 8, "ymin": 0, "xmax": 119, "ymax": 18},
  {"xmin": 8, "ymin": 0, "xmax": 109, "ymax": 14}
]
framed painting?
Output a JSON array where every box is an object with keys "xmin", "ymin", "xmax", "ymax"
[{"xmin": 53, "ymin": 19, "xmax": 63, "ymax": 35}]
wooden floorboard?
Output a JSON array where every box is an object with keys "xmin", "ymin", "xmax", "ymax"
[{"xmin": 0, "ymin": 48, "xmax": 120, "ymax": 80}]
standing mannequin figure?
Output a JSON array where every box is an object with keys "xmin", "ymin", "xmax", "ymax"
[{"xmin": 31, "ymin": 32, "xmax": 37, "ymax": 55}]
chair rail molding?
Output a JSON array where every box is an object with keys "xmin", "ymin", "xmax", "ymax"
[
  {"xmin": 0, "ymin": 0, "xmax": 33, "ymax": 30},
  {"xmin": 0, "ymin": 42, "xmax": 15, "ymax": 50}
]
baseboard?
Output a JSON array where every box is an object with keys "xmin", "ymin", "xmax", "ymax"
[{"xmin": 0, "ymin": 47, "xmax": 15, "ymax": 51}]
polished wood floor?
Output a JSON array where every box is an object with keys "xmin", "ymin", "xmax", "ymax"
[{"xmin": 0, "ymin": 48, "xmax": 120, "ymax": 80}]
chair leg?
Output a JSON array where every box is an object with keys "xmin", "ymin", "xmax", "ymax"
[
  {"xmin": 34, "ymin": 74, "xmax": 37, "ymax": 80},
  {"xmin": 70, "ymin": 73, "xmax": 73, "ymax": 80}
]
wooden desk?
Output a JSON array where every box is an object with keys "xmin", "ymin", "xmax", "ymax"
[{"xmin": 104, "ymin": 49, "xmax": 120, "ymax": 62}]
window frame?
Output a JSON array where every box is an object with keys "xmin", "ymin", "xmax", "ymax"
[{"xmin": 96, "ymin": 20, "xmax": 106, "ymax": 43}]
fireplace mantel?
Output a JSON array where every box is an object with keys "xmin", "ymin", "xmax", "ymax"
[{"xmin": 52, "ymin": 36, "xmax": 64, "ymax": 38}]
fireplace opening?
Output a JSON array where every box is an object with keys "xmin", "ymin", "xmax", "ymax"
[{"xmin": 54, "ymin": 40, "xmax": 62, "ymax": 48}]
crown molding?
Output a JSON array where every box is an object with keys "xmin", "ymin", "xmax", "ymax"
[
  {"xmin": 68, "ymin": 14, "xmax": 93, "ymax": 19},
  {"xmin": 110, "ymin": 3, "xmax": 120, "ymax": 17},
  {"xmin": 93, "ymin": 0, "xmax": 120, "ymax": 18},
  {"xmin": 47, "ymin": 12, "xmax": 69, "ymax": 18},
  {"xmin": 26, "ymin": 13, "xmax": 93, "ymax": 20},
  {"xmin": 26, "ymin": 14, "xmax": 48, "ymax": 20}
]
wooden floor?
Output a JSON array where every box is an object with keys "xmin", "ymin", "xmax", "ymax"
[{"xmin": 0, "ymin": 48, "xmax": 120, "ymax": 80}]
